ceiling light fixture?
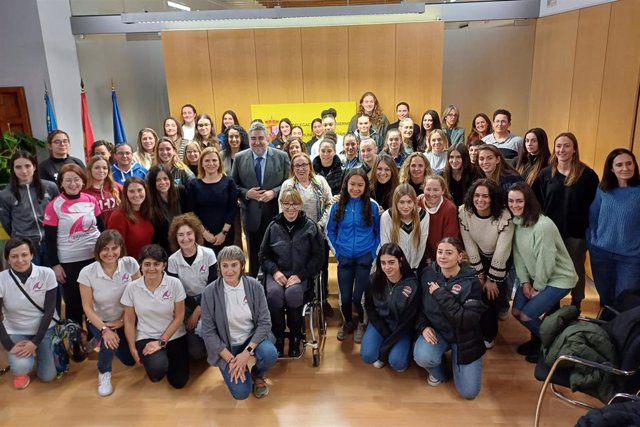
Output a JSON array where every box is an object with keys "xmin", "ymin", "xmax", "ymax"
[{"xmin": 167, "ymin": 1, "xmax": 191, "ymax": 12}]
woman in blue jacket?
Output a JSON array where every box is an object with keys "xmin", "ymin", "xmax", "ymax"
[
  {"xmin": 327, "ymin": 168, "xmax": 380, "ymax": 344},
  {"xmin": 361, "ymin": 243, "xmax": 419, "ymax": 372}
]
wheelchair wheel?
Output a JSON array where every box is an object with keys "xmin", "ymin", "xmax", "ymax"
[{"xmin": 312, "ymin": 350, "xmax": 320, "ymax": 367}]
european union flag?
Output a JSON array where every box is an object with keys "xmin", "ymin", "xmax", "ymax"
[
  {"xmin": 45, "ymin": 90, "xmax": 57, "ymax": 133},
  {"xmin": 112, "ymin": 88, "xmax": 127, "ymax": 145}
]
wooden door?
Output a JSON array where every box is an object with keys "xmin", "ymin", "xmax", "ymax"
[{"xmin": 0, "ymin": 87, "xmax": 32, "ymax": 135}]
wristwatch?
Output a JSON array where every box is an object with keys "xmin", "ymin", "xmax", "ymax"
[
  {"xmin": 245, "ymin": 345, "xmax": 255, "ymax": 355},
  {"xmin": 159, "ymin": 338, "xmax": 168, "ymax": 348},
  {"xmin": 222, "ymin": 230, "xmax": 228, "ymax": 235}
]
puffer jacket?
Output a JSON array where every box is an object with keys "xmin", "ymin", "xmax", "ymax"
[
  {"xmin": 0, "ymin": 180, "xmax": 59, "ymax": 243},
  {"xmin": 313, "ymin": 155, "xmax": 344, "ymax": 196},
  {"xmin": 417, "ymin": 264, "xmax": 486, "ymax": 365},
  {"xmin": 365, "ymin": 275, "xmax": 420, "ymax": 362},
  {"xmin": 259, "ymin": 211, "xmax": 325, "ymax": 281},
  {"xmin": 576, "ymin": 400, "xmax": 640, "ymax": 426},
  {"xmin": 540, "ymin": 305, "xmax": 617, "ymax": 403}
]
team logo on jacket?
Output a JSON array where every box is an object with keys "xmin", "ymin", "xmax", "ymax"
[
  {"xmin": 451, "ymin": 284, "xmax": 462, "ymax": 295},
  {"xmin": 162, "ymin": 290, "xmax": 172, "ymax": 301},
  {"xmin": 199, "ymin": 264, "xmax": 206, "ymax": 273},
  {"xmin": 402, "ymin": 286, "xmax": 412, "ymax": 298},
  {"xmin": 121, "ymin": 273, "xmax": 131, "ymax": 283},
  {"xmin": 32, "ymin": 282, "xmax": 44, "ymax": 292}
]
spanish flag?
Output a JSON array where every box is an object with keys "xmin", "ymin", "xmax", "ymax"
[{"xmin": 81, "ymin": 79, "xmax": 95, "ymax": 162}]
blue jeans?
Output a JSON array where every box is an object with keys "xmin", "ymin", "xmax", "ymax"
[
  {"xmin": 219, "ymin": 339, "xmax": 278, "ymax": 400},
  {"xmin": 589, "ymin": 245, "xmax": 640, "ymax": 307},
  {"xmin": 337, "ymin": 253, "xmax": 374, "ymax": 323},
  {"xmin": 360, "ymin": 324, "xmax": 411, "ymax": 372},
  {"xmin": 512, "ymin": 284, "xmax": 571, "ymax": 337},
  {"xmin": 413, "ymin": 331, "xmax": 483, "ymax": 400},
  {"xmin": 87, "ymin": 323, "xmax": 135, "ymax": 374},
  {"xmin": 8, "ymin": 327, "xmax": 56, "ymax": 382}
]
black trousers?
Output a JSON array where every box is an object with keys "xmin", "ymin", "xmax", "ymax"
[
  {"xmin": 60, "ymin": 258, "xmax": 94, "ymax": 326},
  {"xmin": 246, "ymin": 220, "xmax": 270, "ymax": 278},
  {"xmin": 136, "ymin": 335, "xmax": 190, "ymax": 389}
]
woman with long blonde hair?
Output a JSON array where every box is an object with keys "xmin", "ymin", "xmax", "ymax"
[
  {"xmin": 380, "ymin": 184, "xmax": 429, "ymax": 270},
  {"xmin": 399, "ymin": 152, "xmax": 434, "ymax": 197},
  {"xmin": 153, "ymin": 137, "xmax": 196, "ymax": 187},
  {"xmin": 132, "ymin": 128, "xmax": 158, "ymax": 170}
]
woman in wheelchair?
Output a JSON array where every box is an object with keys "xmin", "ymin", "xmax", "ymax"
[
  {"xmin": 360, "ymin": 243, "xmax": 419, "ymax": 372},
  {"xmin": 259, "ymin": 189, "xmax": 325, "ymax": 357},
  {"xmin": 413, "ymin": 237, "xmax": 485, "ymax": 400},
  {"xmin": 507, "ymin": 182, "xmax": 577, "ymax": 361}
]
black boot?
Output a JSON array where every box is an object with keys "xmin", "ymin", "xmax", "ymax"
[
  {"xmin": 517, "ymin": 333, "xmax": 541, "ymax": 356},
  {"xmin": 270, "ymin": 307, "xmax": 286, "ymax": 357},
  {"xmin": 287, "ymin": 306, "xmax": 303, "ymax": 357}
]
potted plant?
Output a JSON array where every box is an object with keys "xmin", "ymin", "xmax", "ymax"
[{"xmin": 0, "ymin": 131, "xmax": 46, "ymax": 187}]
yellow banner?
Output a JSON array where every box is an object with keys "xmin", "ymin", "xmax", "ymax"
[
  {"xmin": 251, "ymin": 102, "xmax": 356, "ymax": 141},
  {"xmin": 0, "ymin": 224, "xmax": 9, "ymax": 240}
]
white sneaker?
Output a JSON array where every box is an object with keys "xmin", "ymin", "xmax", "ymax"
[
  {"xmin": 373, "ymin": 360, "xmax": 386, "ymax": 369},
  {"xmin": 484, "ymin": 340, "xmax": 495, "ymax": 349},
  {"xmin": 427, "ymin": 374, "xmax": 442, "ymax": 387},
  {"xmin": 98, "ymin": 372, "xmax": 113, "ymax": 397}
]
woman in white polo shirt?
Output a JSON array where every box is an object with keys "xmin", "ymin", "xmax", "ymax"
[
  {"xmin": 167, "ymin": 213, "xmax": 217, "ymax": 360},
  {"xmin": 78, "ymin": 230, "xmax": 141, "ymax": 396},
  {"xmin": 0, "ymin": 238, "xmax": 58, "ymax": 390},
  {"xmin": 121, "ymin": 244, "xmax": 189, "ymax": 389},
  {"xmin": 201, "ymin": 246, "xmax": 278, "ymax": 400}
]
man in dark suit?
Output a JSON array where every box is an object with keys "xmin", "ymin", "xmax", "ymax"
[{"xmin": 232, "ymin": 122, "xmax": 290, "ymax": 277}]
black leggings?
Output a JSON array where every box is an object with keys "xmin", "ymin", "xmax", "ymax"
[
  {"xmin": 60, "ymin": 259, "xmax": 94, "ymax": 326},
  {"xmin": 136, "ymin": 335, "xmax": 190, "ymax": 389}
]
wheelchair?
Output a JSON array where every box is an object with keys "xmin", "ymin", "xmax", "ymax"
[{"xmin": 260, "ymin": 271, "xmax": 327, "ymax": 367}]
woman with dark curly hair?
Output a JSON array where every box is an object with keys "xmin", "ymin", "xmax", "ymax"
[
  {"xmin": 327, "ymin": 169, "xmax": 380, "ymax": 344},
  {"xmin": 458, "ymin": 179, "xmax": 514, "ymax": 349}
]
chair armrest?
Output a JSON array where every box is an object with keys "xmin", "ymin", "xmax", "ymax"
[
  {"xmin": 577, "ymin": 316, "xmax": 607, "ymax": 325},
  {"xmin": 607, "ymin": 393, "xmax": 640, "ymax": 405},
  {"xmin": 554, "ymin": 354, "xmax": 637, "ymax": 376}
]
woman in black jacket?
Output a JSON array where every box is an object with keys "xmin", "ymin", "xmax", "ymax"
[
  {"xmin": 413, "ymin": 237, "xmax": 485, "ymax": 400},
  {"xmin": 259, "ymin": 189, "xmax": 325, "ymax": 357},
  {"xmin": 312, "ymin": 134, "xmax": 344, "ymax": 197},
  {"xmin": 360, "ymin": 243, "xmax": 419, "ymax": 372}
]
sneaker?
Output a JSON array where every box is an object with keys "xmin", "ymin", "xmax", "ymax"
[
  {"xmin": 252, "ymin": 376, "xmax": 269, "ymax": 399},
  {"xmin": 354, "ymin": 322, "xmax": 365, "ymax": 344},
  {"xmin": 498, "ymin": 308, "xmax": 510, "ymax": 321},
  {"xmin": 373, "ymin": 360, "xmax": 386, "ymax": 369},
  {"xmin": 13, "ymin": 374, "xmax": 30, "ymax": 390},
  {"xmin": 427, "ymin": 374, "xmax": 442, "ymax": 387},
  {"xmin": 484, "ymin": 340, "xmax": 495, "ymax": 349},
  {"xmin": 98, "ymin": 372, "xmax": 113, "ymax": 397},
  {"xmin": 337, "ymin": 321, "xmax": 354, "ymax": 341}
]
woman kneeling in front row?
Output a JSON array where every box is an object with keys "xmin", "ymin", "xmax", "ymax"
[
  {"xmin": 413, "ymin": 237, "xmax": 485, "ymax": 400},
  {"xmin": 201, "ymin": 246, "xmax": 278, "ymax": 400},
  {"xmin": 360, "ymin": 243, "xmax": 419, "ymax": 371},
  {"xmin": 121, "ymin": 244, "xmax": 190, "ymax": 389}
]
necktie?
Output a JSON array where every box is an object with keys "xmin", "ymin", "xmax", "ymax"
[{"xmin": 255, "ymin": 156, "xmax": 263, "ymax": 188}]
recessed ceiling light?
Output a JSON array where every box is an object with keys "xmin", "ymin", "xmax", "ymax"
[{"xmin": 167, "ymin": 1, "xmax": 191, "ymax": 11}]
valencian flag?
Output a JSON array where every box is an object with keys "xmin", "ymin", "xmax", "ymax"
[
  {"xmin": 80, "ymin": 79, "xmax": 95, "ymax": 162},
  {"xmin": 44, "ymin": 84, "xmax": 57, "ymax": 133},
  {"xmin": 112, "ymin": 83, "xmax": 127, "ymax": 144}
]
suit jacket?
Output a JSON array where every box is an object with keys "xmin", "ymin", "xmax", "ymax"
[{"xmin": 231, "ymin": 147, "xmax": 290, "ymax": 233}]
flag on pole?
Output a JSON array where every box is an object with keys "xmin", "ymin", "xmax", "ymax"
[
  {"xmin": 44, "ymin": 84, "xmax": 57, "ymax": 133},
  {"xmin": 111, "ymin": 83, "xmax": 127, "ymax": 144},
  {"xmin": 80, "ymin": 79, "xmax": 95, "ymax": 162}
]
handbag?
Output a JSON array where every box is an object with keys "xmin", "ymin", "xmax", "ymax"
[{"xmin": 8, "ymin": 271, "xmax": 88, "ymax": 376}]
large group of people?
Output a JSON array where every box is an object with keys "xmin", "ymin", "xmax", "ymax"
[{"xmin": 0, "ymin": 92, "xmax": 639, "ymax": 402}]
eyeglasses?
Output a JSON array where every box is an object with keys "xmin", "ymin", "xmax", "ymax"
[
  {"xmin": 293, "ymin": 163, "xmax": 309, "ymax": 169},
  {"xmin": 51, "ymin": 139, "xmax": 69, "ymax": 145},
  {"xmin": 282, "ymin": 203, "xmax": 301, "ymax": 209},
  {"xmin": 116, "ymin": 151, "xmax": 132, "ymax": 156}
]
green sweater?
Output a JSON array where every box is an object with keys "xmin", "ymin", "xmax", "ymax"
[{"xmin": 512, "ymin": 215, "xmax": 577, "ymax": 291}]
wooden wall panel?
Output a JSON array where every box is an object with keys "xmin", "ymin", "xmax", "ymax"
[
  {"xmin": 300, "ymin": 27, "xmax": 349, "ymax": 103},
  {"xmin": 254, "ymin": 28, "xmax": 304, "ymax": 104},
  {"xmin": 162, "ymin": 30, "xmax": 215, "ymax": 120},
  {"xmin": 528, "ymin": 11, "xmax": 578, "ymax": 140},
  {"xmin": 594, "ymin": 0, "xmax": 640, "ymax": 174},
  {"xmin": 634, "ymin": 99, "xmax": 640, "ymax": 160},
  {"xmin": 348, "ymin": 25, "xmax": 396, "ymax": 119},
  {"xmin": 208, "ymin": 30, "xmax": 259, "ymax": 129},
  {"xmin": 395, "ymin": 22, "xmax": 443, "ymax": 121},
  {"xmin": 567, "ymin": 4, "xmax": 610, "ymax": 168}
]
